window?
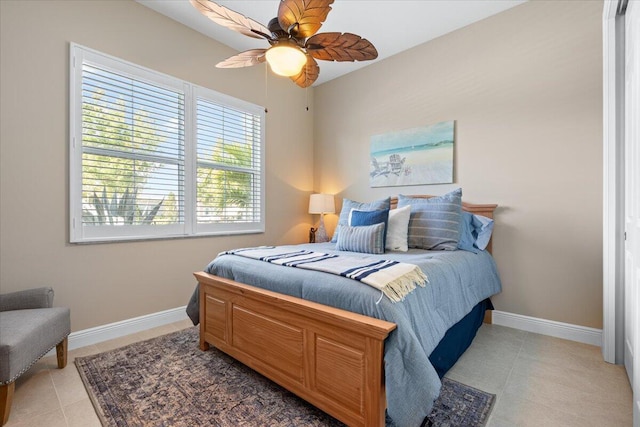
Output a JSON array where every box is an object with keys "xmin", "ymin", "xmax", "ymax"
[
  {"xmin": 70, "ymin": 44, "xmax": 265, "ymax": 243},
  {"xmin": 194, "ymin": 90, "xmax": 263, "ymax": 234}
]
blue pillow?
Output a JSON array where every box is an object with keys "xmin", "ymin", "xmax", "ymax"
[
  {"xmin": 457, "ymin": 211, "xmax": 495, "ymax": 252},
  {"xmin": 398, "ymin": 188, "xmax": 462, "ymax": 251},
  {"xmin": 335, "ymin": 223, "xmax": 385, "ymax": 254},
  {"xmin": 331, "ymin": 197, "xmax": 391, "ymax": 243},
  {"xmin": 349, "ymin": 208, "xmax": 390, "ymax": 251},
  {"xmin": 457, "ymin": 212, "xmax": 479, "ymax": 253},
  {"xmin": 471, "ymin": 214, "xmax": 494, "ymax": 250}
]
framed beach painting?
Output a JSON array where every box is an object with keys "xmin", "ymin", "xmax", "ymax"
[{"xmin": 370, "ymin": 120, "xmax": 454, "ymax": 187}]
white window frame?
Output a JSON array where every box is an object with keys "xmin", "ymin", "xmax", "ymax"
[{"xmin": 69, "ymin": 43, "xmax": 265, "ymax": 243}]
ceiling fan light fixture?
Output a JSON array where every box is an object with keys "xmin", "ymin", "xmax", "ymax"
[
  {"xmin": 191, "ymin": 0, "xmax": 378, "ymax": 87},
  {"xmin": 265, "ymin": 44, "xmax": 307, "ymax": 77}
]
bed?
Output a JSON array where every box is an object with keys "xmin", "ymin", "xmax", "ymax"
[{"xmin": 188, "ymin": 195, "xmax": 501, "ymax": 427}]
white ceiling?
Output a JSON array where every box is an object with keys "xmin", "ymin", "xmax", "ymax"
[{"xmin": 137, "ymin": 0, "xmax": 527, "ymax": 86}]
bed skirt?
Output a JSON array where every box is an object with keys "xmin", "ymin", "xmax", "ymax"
[{"xmin": 429, "ymin": 298, "xmax": 493, "ymax": 378}]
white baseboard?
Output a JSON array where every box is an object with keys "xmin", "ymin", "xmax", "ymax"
[
  {"xmin": 47, "ymin": 306, "xmax": 602, "ymax": 357},
  {"xmin": 492, "ymin": 310, "xmax": 602, "ymax": 347},
  {"xmin": 46, "ymin": 306, "xmax": 190, "ymax": 356}
]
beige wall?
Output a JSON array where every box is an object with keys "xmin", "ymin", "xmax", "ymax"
[
  {"xmin": 314, "ymin": 1, "xmax": 604, "ymax": 328},
  {"xmin": 0, "ymin": 0, "xmax": 605, "ymax": 333},
  {"xmin": 0, "ymin": 1, "xmax": 314, "ymax": 331}
]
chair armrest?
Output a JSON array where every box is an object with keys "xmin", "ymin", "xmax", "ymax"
[{"xmin": 0, "ymin": 287, "xmax": 54, "ymax": 311}]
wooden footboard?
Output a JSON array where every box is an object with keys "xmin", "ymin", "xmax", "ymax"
[{"xmin": 195, "ymin": 271, "xmax": 397, "ymax": 427}]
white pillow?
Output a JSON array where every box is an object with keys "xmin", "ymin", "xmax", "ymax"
[{"xmin": 386, "ymin": 205, "xmax": 410, "ymax": 252}]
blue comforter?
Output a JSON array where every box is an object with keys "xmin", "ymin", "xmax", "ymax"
[{"xmin": 196, "ymin": 243, "xmax": 502, "ymax": 427}]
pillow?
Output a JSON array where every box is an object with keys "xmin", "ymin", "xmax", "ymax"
[
  {"xmin": 457, "ymin": 212, "xmax": 495, "ymax": 252},
  {"xmin": 331, "ymin": 197, "xmax": 391, "ymax": 243},
  {"xmin": 471, "ymin": 214, "xmax": 494, "ymax": 250},
  {"xmin": 349, "ymin": 208, "xmax": 390, "ymax": 250},
  {"xmin": 335, "ymin": 223, "xmax": 385, "ymax": 254},
  {"xmin": 457, "ymin": 212, "xmax": 479, "ymax": 253},
  {"xmin": 397, "ymin": 188, "xmax": 462, "ymax": 251},
  {"xmin": 386, "ymin": 205, "xmax": 410, "ymax": 252}
]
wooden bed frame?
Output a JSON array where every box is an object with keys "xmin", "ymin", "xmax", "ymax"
[{"xmin": 194, "ymin": 197, "xmax": 497, "ymax": 427}]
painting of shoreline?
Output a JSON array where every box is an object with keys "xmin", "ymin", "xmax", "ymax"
[{"xmin": 370, "ymin": 121, "xmax": 454, "ymax": 187}]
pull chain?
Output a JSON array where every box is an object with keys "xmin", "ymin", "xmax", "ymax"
[{"xmin": 264, "ymin": 63, "xmax": 269, "ymax": 114}]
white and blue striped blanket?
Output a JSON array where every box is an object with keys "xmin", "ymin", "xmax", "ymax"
[{"xmin": 222, "ymin": 246, "xmax": 428, "ymax": 302}]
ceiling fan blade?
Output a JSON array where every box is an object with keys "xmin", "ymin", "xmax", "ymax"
[
  {"xmin": 190, "ymin": 0, "xmax": 272, "ymax": 40},
  {"xmin": 216, "ymin": 49, "xmax": 267, "ymax": 68},
  {"xmin": 290, "ymin": 55, "xmax": 319, "ymax": 88},
  {"xmin": 278, "ymin": 0, "xmax": 334, "ymax": 39},
  {"xmin": 306, "ymin": 32, "xmax": 378, "ymax": 62}
]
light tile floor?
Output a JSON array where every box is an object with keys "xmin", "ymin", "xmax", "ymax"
[{"xmin": 4, "ymin": 321, "xmax": 632, "ymax": 427}]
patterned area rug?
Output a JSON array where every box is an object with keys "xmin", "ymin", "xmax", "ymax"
[
  {"xmin": 421, "ymin": 379, "xmax": 494, "ymax": 427},
  {"xmin": 75, "ymin": 327, "xmax": 494, "ymax": 427}
]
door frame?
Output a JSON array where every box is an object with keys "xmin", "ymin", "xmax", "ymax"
[{"xmin": 602, "ymin": 0, "xmax": 626, "ymax": 365}]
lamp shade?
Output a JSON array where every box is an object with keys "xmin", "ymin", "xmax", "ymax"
[
  {"xmin": 265, "ymin": 44, "xmax": 307, "ymax": 77},
  {"xmin": 308, "ymin": 194, "xmax": 335, "ymax": 214}
]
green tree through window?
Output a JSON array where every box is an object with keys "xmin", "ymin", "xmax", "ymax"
[{"xmin": 197, "ymin": 140, "xmax": 254, "ymax": 222}]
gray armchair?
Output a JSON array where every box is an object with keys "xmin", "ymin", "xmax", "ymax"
[{"xmin": 0, "ymin": 287, "xmax": 70, "ymax": 425}]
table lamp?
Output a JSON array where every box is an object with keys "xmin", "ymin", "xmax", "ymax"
[{"xmin": 308, "ymin": 194, "xmax": 335, "ymax": 243}]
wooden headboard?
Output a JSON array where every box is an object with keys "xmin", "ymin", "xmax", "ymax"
[{"xmin": 389, "ymin": 195, "xmax": 498, "ymax": 253}]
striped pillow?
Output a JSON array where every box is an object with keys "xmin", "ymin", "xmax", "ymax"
[
  {"xmin": 331, "ymin": 197, "xmax": 391, "ymax": 243},
  {"xmin": 335, "ymin": 223, "xmax": 385, "ymax": 254},
  {"xmin": 398, "ymin": 189, "xmax": 463, "ymax": 250},
  {"xmin": 349, "ymin": 208, "xmax": 390, "ymax": 251}
]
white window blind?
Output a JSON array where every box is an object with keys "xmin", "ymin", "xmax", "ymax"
[
  {"xmin": 196, "ymin": 98, "xmax": 262, "ymax": 225},
  {"xmin": 81, "ymin": 63, "xmax": 185, "ymax": 227},
  {"xmin": 70, "ymin": 44, "xmax": 265, "ymax": 243}
]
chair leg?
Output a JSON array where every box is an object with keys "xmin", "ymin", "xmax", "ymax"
[
  {"xmin": 56, "ymin": 337, "xmax": 68, "ymax": 369},
  {"xmin": 0, "ymin": 382, "xmax": 15, "ymax": 426}
]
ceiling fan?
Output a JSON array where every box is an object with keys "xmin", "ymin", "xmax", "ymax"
[{"xmin": 190, "ymin": 0, "xmax": 378, "ymax": 87}]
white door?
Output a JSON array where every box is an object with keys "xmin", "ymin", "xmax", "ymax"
[{"xmin": 625, "ymin": 1, "xmax": 640, "ymax": 423}]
